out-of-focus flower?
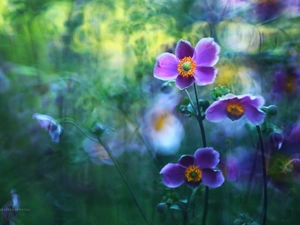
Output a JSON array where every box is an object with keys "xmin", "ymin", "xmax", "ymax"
[
  {"xmin": 160, "ymin": 147, "xmax": 224, "ymax": 188},
  {"xmin": 254, "ymin": 0, "xmax": 284, "ymax": 22},
  {"xmin": 11, "ymin": 190, "xmax": 19, "ymax": 211},
  {"xmin": 142, "ymin": 92, "xmax": 184, "ymax": 155},
  {"xmin": 205, "ymin": 94, "xmax": 266, "ymax": 125},
  {"xmin": 273, "ymin": 67, "xmax": 300, "ymax": 98},
  {"xmin": 285, "ymin": 121, "xmax": 300, "ymax": 143},
  {"xmin": 219, "ymin": 155, "xmax": 240, "ymax": 182},
  {"xmin": 82, "ymin": 138, "xmax": 113, "ymax": 165},
  {"xmin": 1, "ymin": 190, "xmax": 19, "ymax": 224},
  {"xmin": 154, "ymin": 38, "xmax": 220, "ymax": 90},
  {"xmin": 269, "ymin": 130, "xmax": 284, "ymax": 150},
  {"xmin": 32, "ymin": 113, "xmax": 63, "ymax": 142}
]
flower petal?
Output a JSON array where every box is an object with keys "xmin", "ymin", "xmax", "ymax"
[
  {"xmin": 178, "ymin": 155, "xmax": 194, "ymax": 168},
  {"xmin": 243, "ymin": 104, "xmax": 266, "ymax": 125},
  {"xmin": 194, "ymin": 67, "xmax": 218, "ymax": 86},
  {"xmin": 194, "ymin": 147, "xmax": 220, "ymax": 169},
  {"xmin": 160, "ymin": 163, "xmax": 185, "ymax": 188},
  {"xmin": 154, "ymin": 53, "xmax": 179, "ymax": 80},
  {"xmin": 239, "ymin": 94, "xmax": 265, "ymax": 108},
  {"xmin": 205, "ymin": 100, "xmax": 228, "ymax": 123},
  {"xmin": 175, "ymin": 75, "xmax": 195, "ymax": 90},
  {"xmin": 175, "ymin": 40, "xmax": 194, "ymax": 59},
  {"xmin": 193, "ymin": 38, "xmax": 220, "ymax": 67},
  {"xmin": 201, "ymin": 168, "xmax": 225, "ymax": 188}
]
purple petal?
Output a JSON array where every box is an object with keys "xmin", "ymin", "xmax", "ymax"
[
  {"xmin": 201, "ymin": 168, "xmax": 225, "ymax": 188},
  {"xmin": 194, "ymin": 147, "xmax": 220, "ymax": 169},
  {"xmin": 193, "ymin": 38, "xmax": 220, "ymax": 67},
  {"xmin": 239, "ymin": 94, "xmax": 265, "ymax": 108},
  {"xmin": 178, "ymin": 155, "xmax": 194, "ymax": 168},
  {"xmin": 243, "ymin": 104, "xmax": 266, "ymax": 125},
  {"xmin": 194, "ymin": 66, "xmax": 218, "ymax": 86},
  {"xmin": 175, "ymin": 40, "xmax": 194, "ymax": 59},
  {"xmin": 160, "ymin": 163, "xmax": 185, "ymax": 188},
  {"xmin": 205, "ymin": 100, "xmax": 228, "ymax": 123},
  {"xmin": 175, "ymin": 75, "xmax": 195, "ymax": 90},
  {"xmin": 33, "ymin": 113, "xmax": 54, "ymax": 131},
  {"xmin": 154, "ymin": 53, "xmax": 179, "ymax": 80}
]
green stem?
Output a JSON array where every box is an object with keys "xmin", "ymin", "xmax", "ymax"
[
  {"xmin": 60, "ymin": 119, "xmax": 151, "ymax": 225},
  {"xmin": 256, "ymin": 125, "xmax": 268, "ymax": 225},
  {"xmin": 192, "ymin": 84, "xmax": 209, "ymax": 225},
  {"xmin": 183, "ymin": 187, "xmax": 199, "ymax": 225},
  {"xmin": 97, "ymin": 138, "xmax": 151, "ymax": 225}
]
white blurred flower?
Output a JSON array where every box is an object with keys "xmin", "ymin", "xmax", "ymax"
[
  {"xmin": 142, "ymin": 92, "xmax": 184, "ymax": 155},
  {"xmin": 82, "ymin": 138, "xmax": 113, "ymax": 165}
]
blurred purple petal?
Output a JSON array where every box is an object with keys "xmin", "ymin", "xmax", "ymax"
[
  {"xmin": 194, "ymin": 147, "xmax": 220, "ymax": 169},
  {"xmin": 178, "ymin": 155, "xmax": 194, "ymax": 168},
  {"xmin": 154, "ymin": 53, "xmax": 179, "ymax": 80},
  {"xmin": 160, "ymin": 163, "xmax": 185, "ymax": 188},
  {"xmin": 202, "ymin": 168, "xmax": 225, "ymax": 188},
  {"xmin": 205, "ymin": 101, "xmax": 228, "ymax": 122},
  {"xmin": 193, "ymin": 38, "xmax": 220, "ymax": 67},
  {"xmin": 194, "ymin": 66, "xmax": 218, "ymax": 85},
  {"xmin": 175, "ymin": 40, "xmax": 194, "ymax": 59},
  {"xmin": 175, "ymin": 75, "xmax": 195, "ymax": 90}
]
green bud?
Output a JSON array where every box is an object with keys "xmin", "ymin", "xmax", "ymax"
[
  {"xmin": 156, "ymin": 202, "xmax": 168, "ymax": 214},
  {"xmin": 92, "ymin": 122, "xmax": 106, "ymax": 136},
  {"xmin": 267, "ymin": 105, "xmax": 278, "ymax": 116},
  {"xmin": 210, "ymin": 85, "xmax": 230, "ymax": 100}
]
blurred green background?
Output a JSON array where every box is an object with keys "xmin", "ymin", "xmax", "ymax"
[{"xmin": 0, "ymin": 0, "xmax": 300, "ymax": 224}]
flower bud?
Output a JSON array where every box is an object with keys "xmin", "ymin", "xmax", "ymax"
[
  {"xmin": 267, "ymin": 105, "xmax": 278, "ymax": 116},
  {"xmin": 156, "ymin": 202, "xmax": 168, "ymax": 214}
]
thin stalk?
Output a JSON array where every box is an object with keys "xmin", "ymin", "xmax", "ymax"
[
  {"xmin": 193, "ymin": 84, "xmax": 208, "ymax": 225},
  {"xmin": 97, "ymin": 138, "xmax": 151, "ymax": 225},
  {"xmin": 183, "ymin": 187, "xmax": 199, "ymax": 225},
  {"xmin": 256, "ymin": 125, "xmax": 268, "ymax": 225},
  {"xmin": 59, "ymin": 119, "xmax": 151, "ymax": 225}
]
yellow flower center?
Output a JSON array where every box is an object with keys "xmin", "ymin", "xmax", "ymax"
[
  {"xmin": 153, "ymin": 112, "xmax": 173, "ymax": 131},
  {"xmin": 177, "ymin": 57, "xmax": 196, "ymax": 78},
  {"xmin": 285, "ymin": 76, "xmax": 297, "ymax": 95},
  {"xmin": 226, "ymin": 102, "xmax": 244, "ymax": 117},
  {"xmin": 185, "ymin": 165, "xmax": 202, "ymax": 182}
]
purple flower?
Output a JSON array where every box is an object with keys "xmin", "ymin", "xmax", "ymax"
[
  {"xmin": 205, "ymin": 94, "xmax": 266, "ymax": 125},
  {"xmin": 273, "ymin": 67, "xmax": 300, "ymax": 98},
  {"xmin": 154, "ymin": 38, "xmax": 220, "ymax": 90},
  {"xmin": 160, "ymin": 147, "xmax": 224, "ymax": 189},
  {"xmin": 286, "ymin": 121, "xmax": 300, "ymax": 143},
  {"xmin": 32, "ymin": 113, "xmax": 62, "ymax": 142}
]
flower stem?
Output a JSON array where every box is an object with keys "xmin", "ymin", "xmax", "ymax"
[
  {"xmin": 256, "ymin": 125, "xmax": 268, "ymax": 225},
  {"xmin": 60, "ymin": 119, "xmax": 151, "ymax": 225},
  {"xmin": 97, "ymin": 138, "xmax": 151, "ymax": 225},
  {"xmin": 183, "ymin": 187, "xmax": 199, "ymax": 225},
  {"xmin": 193, "ymin": 84, "xmax": 209, "ymax": 225}
]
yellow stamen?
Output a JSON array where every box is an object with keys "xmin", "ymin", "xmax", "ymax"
[
  {"xmin": 285, "ymin": 76, "xmax": 297, "ymax": 95},
  {"xmin": 153, "ymin": 112, "xmax": 172, "ymax": 131},
  {"xmin": 185, "ymin": 165, "xmax": 202, "ymax": 182},
  {"xmin": 177, "ymin": 57, "xmax": 196, "ymax": 78},
  {"xmin": 226, "ymin": 102, "xmax": 244, "ymax": 117}
]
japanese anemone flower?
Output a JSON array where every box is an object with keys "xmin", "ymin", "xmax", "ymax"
[
  {"xmin": 205, "ymin": 94, "xmax": 266, "ymax": 125},
  {"xmin": 154, "ymin": 38, "xmax": 220, "ymax": 90},
  {"xmin": 160, "ymin": 147, "xmax": 224, "ymax": 188}
]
